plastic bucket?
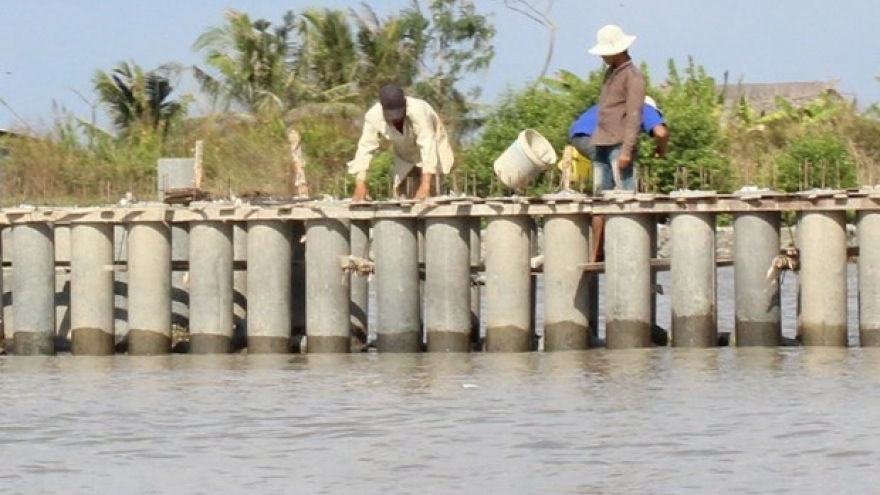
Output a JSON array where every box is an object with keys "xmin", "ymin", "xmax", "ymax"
[{"xmin": 493, "ymin": 129, "xmax": 558, "ymax": 190}]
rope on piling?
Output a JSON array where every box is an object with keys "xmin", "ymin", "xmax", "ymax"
[
  {"xmin": 765, "ymin": 246, "xmax": 800, "ymax": 291},
  {"xmin": 340, "ymin": 255, "xmax": 374, "ymax": 276},
  {"xmin": 530, "ymin": 255, "xmax": 544, "ymax": 270}
]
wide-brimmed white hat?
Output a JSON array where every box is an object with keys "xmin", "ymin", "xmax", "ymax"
[{"xmin": 588, "ymin": 24, "xmax": 637, "ymax": 56}]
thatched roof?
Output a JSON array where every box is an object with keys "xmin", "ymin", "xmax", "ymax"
[{"xmin": 717, "ymin": 81, "xmax": 841, "ymax": 115}]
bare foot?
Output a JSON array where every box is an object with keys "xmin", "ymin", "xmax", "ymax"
[{"xmin": 413, "ymin": 185, "xmax": 431, "ymax": 201}]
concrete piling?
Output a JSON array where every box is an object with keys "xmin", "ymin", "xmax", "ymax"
[
  {"xmin": 529, "ymin": 220, "xmax": 539, "ymax": 341},
  {"xmin": 170, "ymin": 224, "xmax": 189, "ymax": 333},
  {"xmin": 670, "ymin": 213, "xmax": 717, "ymax": 347},
  {"xmin": 113, "ymin": 225, "xmax": 129, "ymax": 346},
  {"xmin": 246, "ymin": 220, "xmax": 292, "ymax": 353},
  {"xmin": 291, "ymin": 221, "xmax": 307, "ymax": 342},
  {"xmin": 469, "ymin": 218, "xmax": 482, "ymax": 349},
  {"xmin": 649, "ymin": 215, "xmax": 659, "ymax": 335},
  {"xmin": 349, "ymin": 220, "xmax": 371, "ymax": 347},
  {"xmin": 113, "ymin": 227, "xmax": 129, "ymax": 346},
  {"xmin": 372, "ymin": 218, "xmax": 421, "ymax": 352},
  {"xmin": 12, "ymin": 222, "xmax": 56, "ymax": 355},
  {"xmin": 127, "ymin": 221, "xmax": 172, "ymax": 355},
  {"xmin": 2, "ymin": 193, "xmax": 878, "ymax": 357},
  {"xmin": 587, "ymin": 216, "xmax": 600, "ymax": 345},
  {"xmin": 232, "ymin": 222, "xmax": 248, "ymax": 350},
  {"xmin": 0, "ymin": 228, "xmax": 4, "ymax": 342},
  {"xmin": 188, "ymin": 221, "xmax": 234, "ymax": 354},
  {"xmin": 604, "ymin": 213, "xmax": 653, "ymax": 349},
  {"xmin": 858, "ymin": 211, "xmax": 880, "ymax": 346},
  {"xmin": 542, "ymin": 214, "xmax": 590, "ymax": 351},
  {"xmin": 70, "ymin": 222, "xmax": 115, "ymax": 355},
  {"xmin": 797, "ymin": 211, "xmax": 848, "ymax": 346},
  {"xmin": 305, "ymin": 218, "xmax": 351, "ymax": 353},
  {"xmin": 485, "ymin": 216, "xmax": 533, "ymax": 352},
  {"xmin": 733, "ymin": 212, "xmax": 781, "ymax": 346},
  {"xmin": 53, "ymin": 224, "xmax": 71, "ymax": 346},
  {"xmin": 424, "ymin": 217, "xmax": 471, "ymax": 352}
]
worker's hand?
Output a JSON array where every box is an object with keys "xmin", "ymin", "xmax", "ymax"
[
  {"xmin": 617, "ymin": 152, "xmax": 633, "ymax": 169},
  {"xmin": 352, "ymin": 181, "xmax": 372, "ymax": 202},
  {"xmin": 413, "ymin": 173, "xmax": 434, "ymax": 201}
]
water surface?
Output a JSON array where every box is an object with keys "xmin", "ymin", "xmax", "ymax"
[{"xmin": 3, "ymin": 347, "xmax": 880, "ymax": 495}]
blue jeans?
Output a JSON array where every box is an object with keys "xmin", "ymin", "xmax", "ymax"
[
  {"xmin": 593, "ymin": 144, "xmax": 636, "ymax": 195},
  {"xmin": 570, "ymin": 134, "xmax": 596, "ymax": 162}
]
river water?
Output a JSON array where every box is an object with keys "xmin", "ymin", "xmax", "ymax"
[{"xmin": 3, "ymin": 267, "xmax": 878, "ymax": 495}]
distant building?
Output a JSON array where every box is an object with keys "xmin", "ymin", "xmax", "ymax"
[
  {"xmin": 717, "ymin": 81, "xmax": 843, "ymax": 117},
  {"xmin": 0, "ymin": 128, "xmax": 38, "ymax": 162}
]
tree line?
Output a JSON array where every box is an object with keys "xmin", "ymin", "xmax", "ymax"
[{"xmin": 1, "ymin": 2, "xmax": 878, "ymax": 205}]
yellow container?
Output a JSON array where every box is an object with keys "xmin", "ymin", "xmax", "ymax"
[{"xmin": 569, "ymin": 147, "xmax": 592, "ymax": 183}]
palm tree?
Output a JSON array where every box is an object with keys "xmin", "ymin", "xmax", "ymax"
[
  {"xmin": 295, "ymin": 8, "xmax": 360, "ymax": 103},
  {"xmin": 93, "ymin": 61, "xmax": 184, "ymax": 137},
  {"xmin": 350, "ymin": 3, "xmax": 423, "ymax": 102},
  {"xmin": 192, "ymin": 9, "xmax": 298, "ymax": 117}
]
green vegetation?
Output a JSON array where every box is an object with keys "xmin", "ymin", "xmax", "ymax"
[{"xmin": 1, "ymin": 3, "xmax": 878, "ymax": 205}]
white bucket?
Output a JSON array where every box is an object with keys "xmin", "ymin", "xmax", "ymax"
[{"xmin": 493, "ymin": 129, "xmax": 558, "ymax": 190}]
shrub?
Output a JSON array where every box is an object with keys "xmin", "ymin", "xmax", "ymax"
[{"xmin": 774, "ymin": 132, "xmax": 858, "ymax": 191}]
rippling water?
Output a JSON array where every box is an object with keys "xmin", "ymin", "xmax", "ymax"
[
  {"xmin": 3, "ymin": 347, "xmax": 880, "ymax": 495},
  {"xmin": 3, "ymin": 267, "xmax": 877, "ymax": 495}
]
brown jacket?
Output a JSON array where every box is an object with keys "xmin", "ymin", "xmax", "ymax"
[{"xmin": 591, "ymin": 60, "xmax": 647, "ymax": 155}]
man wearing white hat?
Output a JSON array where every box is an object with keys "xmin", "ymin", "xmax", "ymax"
[
  {"xmin": 568, "ymin": 95, "xmax": 668, "ymax": 165},
  {"xmin": 587, "ymin": 24, "xmax": 647, "ymax": 262}
]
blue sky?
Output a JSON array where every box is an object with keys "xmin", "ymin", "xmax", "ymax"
[{"xmin": 1, "ymin": 0, "xmax": 877, "ymax": 131}]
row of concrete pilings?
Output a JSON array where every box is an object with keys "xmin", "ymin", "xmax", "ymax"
[{"xmin": 2, "ymin": 190, "xmax": 879, "ymax": 356}]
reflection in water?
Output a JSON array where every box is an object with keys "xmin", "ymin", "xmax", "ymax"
[
  {"xmin": 798, "ymin": 347, "xmax": 852, "ymax": 377},
  {"xmin": 729, "ymin": 346, "xmax": 786, "ymax": 375},
  {"xmin": 4, "ymin": 350, "xmax": 880, "ymax": 494}
]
